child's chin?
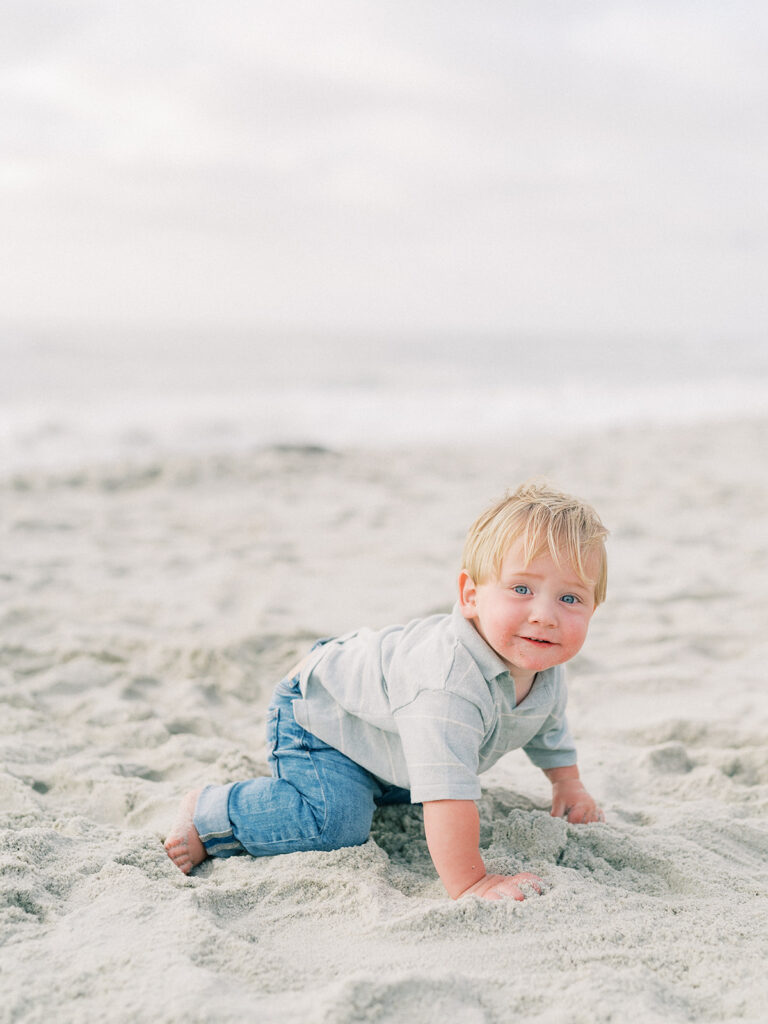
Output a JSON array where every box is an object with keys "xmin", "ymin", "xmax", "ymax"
[{"xmin": 514, "ymin": 648, "xmax": 563, "ymax": 671}]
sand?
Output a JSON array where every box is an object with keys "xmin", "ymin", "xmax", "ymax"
[{"xmin": 1, "ymin": 417, "xmax": 767, "ymax": 1023}]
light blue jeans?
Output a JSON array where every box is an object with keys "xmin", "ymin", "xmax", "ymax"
[{"xmin": 193, "ymin": 671, "xmax": 412, "ymax": 858}]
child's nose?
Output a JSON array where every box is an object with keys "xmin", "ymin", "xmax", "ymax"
[{"xmin": 528, "ymin": 598, "xmax": 557, "ymax": 627}]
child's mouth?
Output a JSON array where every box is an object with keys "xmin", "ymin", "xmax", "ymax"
[{"xmin": 522, "ymin": 636, "xmax": 553, "ymax": 645}]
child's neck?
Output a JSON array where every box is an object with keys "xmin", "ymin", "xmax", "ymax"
[{"xmin": 511, "ymin": 671, "xmax": 536, "ymax": 705}]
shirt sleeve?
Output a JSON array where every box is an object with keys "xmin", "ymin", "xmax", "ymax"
[
  {"xmin": 522, "ymin": 709, "xmax": 578, "ymax": 768},
  {"xmin": 393, "ymin": 688, "xmax": 485, "ymax": 802}
]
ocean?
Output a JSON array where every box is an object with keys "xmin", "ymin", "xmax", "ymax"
[{"xmin": 2, "ymin": 329, "xmax": 767, "ymax": 473}]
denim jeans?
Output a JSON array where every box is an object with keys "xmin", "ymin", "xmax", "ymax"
[{"xmin": 193, "ymin": 672, "xmax": 412, "ymax": 858}]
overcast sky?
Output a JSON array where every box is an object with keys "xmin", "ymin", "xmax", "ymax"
[{"xmin": 1, "ymin": 0, "xmax": 766, "ymax": 342}]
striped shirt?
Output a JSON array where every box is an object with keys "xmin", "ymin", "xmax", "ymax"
[{"xmin": 293, "ymin": 603, "xmax": 577, "ymax": 802}]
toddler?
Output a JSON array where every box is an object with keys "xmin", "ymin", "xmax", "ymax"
[{"xmin": 164, "ymin": 480, "xmax": 607, "ymax": 901}]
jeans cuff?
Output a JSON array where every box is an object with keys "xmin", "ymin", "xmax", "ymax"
[{"xmin": 194, "ymin": 783, "xmax": 244, "ymax": 856}]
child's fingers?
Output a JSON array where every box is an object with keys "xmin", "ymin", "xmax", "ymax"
[
  {"xmin": 480, "ymin": 888, "xmax": 504, "ymax": 901},
  {"xmin": 482, "ymin": 881, "xmax": 523, "ymax": 901},
  {"xmin": 473, "ymin": 872, "xmax": 544, "ymax": 901},
  {"xmin": 566, "ymin": 803, "xmax": 604, "ymax": 824},
  {"xmin": 494, "ymin": 873, "xmax": 544, "ymax": 900},
  {"xmin": 581, "ymin": 806, "xmax": 605, "ymax": 823},
  {"xmin": 512, "ymin": 872, "xmax": 543, "ymax": 894}
]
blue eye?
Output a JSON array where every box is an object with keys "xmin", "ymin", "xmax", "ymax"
[
  {"xmin": 513, "ymin": 585, "xmax": 530, "ymax": 595},
  {"xmin": 561, "ymin": 594, "xmax": 579, "ymax": 605}
]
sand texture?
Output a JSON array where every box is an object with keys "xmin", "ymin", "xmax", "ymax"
[{"xmin": 2, "ymin": 419, "xmax": 768, "ymax": 1023}]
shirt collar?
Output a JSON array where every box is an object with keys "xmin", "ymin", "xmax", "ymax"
[{"xmin": 451, "ymin": 602, "xmax": 511, "ymax": 682}]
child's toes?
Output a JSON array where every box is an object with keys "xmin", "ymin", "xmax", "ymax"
[
  {"xmin": 163, "ymin": 839, "xmax": 188, "ymax": 868},
  {"xmin": 163, "ymin": 790, "xmax": 207, "ymax": 874}
]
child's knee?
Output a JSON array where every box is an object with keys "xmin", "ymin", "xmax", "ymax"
[
  {"xmin": 321, "ymin": 820, "xmax": 371, "ymax": 850},
  {"xmin": 318, "ymin": 794, "xmax": 374, "ymax": 850}
]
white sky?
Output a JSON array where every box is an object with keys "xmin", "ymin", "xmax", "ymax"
[{"xmin": 1, "ymin": 0, "xmax": 766, "ymax": 340}]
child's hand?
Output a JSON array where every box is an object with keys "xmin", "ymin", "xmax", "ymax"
[
  {"xmin": 460, "ymin": 872, "xmax": 544, "ymax": 901},
  {"xmin": 550, "ymin": 779, "xmax": 604, "ymax": 823}
]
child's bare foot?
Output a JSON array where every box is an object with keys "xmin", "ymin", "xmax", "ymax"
[{"xmin": 164, "ymin": 790, "xmax": 207, "ymax": 874}]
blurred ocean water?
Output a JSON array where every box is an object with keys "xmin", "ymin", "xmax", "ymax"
[{"xmin": 2, "ymin": 330, "xmax": 767, "ymax": 473}]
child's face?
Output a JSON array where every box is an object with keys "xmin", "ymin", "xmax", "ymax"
[{"xmin": 459, "ymin": 538, "xmax": 598, "ymax": 685}]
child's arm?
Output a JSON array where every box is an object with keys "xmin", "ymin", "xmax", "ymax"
[
  {"xmin": 544, "ymin": 764, "xmax": 604, "ymax": 823},
  {"xmin": 422, "ymin": 799, "xmax": 543, "ymax": 901}
]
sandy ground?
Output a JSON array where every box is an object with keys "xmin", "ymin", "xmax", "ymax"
[{"xmin": 1, "ymin": 418, "xmax": 767, "ymax": 1023}]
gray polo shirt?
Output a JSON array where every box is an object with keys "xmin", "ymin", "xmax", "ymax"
[{"xmin": 293, "ymin": 604, "xmax": 577, "ymax": 802}]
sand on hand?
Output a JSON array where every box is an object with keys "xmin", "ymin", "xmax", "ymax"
[{"xmin": 1, "ymin": 420, "xmax": 767, "ymax": 1023}]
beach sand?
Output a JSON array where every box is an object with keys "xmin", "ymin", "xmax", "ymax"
[{"xmin": 2, "ymin": 417, "xmax": 767, "ymax": 1023}]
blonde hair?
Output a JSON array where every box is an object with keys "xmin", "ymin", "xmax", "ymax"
[{"xmin": 461, "ymin": 480, "xmax": 609, "ymax": 605}]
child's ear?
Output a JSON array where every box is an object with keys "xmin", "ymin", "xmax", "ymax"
[{"xmin": 458, "ymin": 571, "xmax": 478, "ymax": 619}]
